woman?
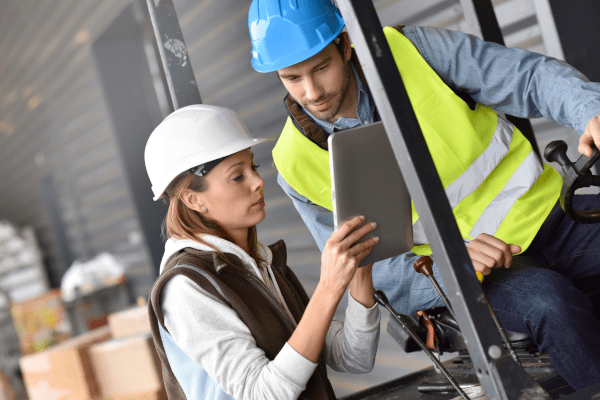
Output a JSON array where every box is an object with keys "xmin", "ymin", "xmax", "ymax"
[{"xmin": 145, "ymin": 104, "xmax": 381, "ymax": 400}]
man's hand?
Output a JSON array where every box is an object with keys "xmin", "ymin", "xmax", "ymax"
[
  {"xmin": 466, "ymin": 233, "xmax": 521, "ymax": 276},
  {"xmin": 580, "ymin": 114, "xmax": 600, "ymax": 157}
]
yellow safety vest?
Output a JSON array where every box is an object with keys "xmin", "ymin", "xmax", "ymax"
[{"xmin": 273, "ymin": 27, "xmax": 562, "ymax": 255}]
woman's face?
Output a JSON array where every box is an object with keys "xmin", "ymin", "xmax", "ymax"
[{"xmin": 198, "ymin": 149, "xmax": 266, "ymax": 236}]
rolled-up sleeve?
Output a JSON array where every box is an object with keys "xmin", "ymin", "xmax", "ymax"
[{"xmin": 403, "ymin": 25, "xmax": 600, "ymax": 135}]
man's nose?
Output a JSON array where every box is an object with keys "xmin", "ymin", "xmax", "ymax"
[{"xmin": 304, "ymin": 77, "xmax": 323, "ymax": 101}]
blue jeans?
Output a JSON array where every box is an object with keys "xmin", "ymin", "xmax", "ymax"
[{"xmin": 483, "ymin": 194, "xmax": 600, "ymax": 390}]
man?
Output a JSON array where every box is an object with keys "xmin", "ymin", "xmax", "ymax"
[{"xmin": 248, "ymin": 0, "xmax": 600, "ymax": 389}]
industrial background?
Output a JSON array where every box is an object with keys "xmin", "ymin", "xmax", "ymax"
[{"xmin": 0, "ymin": 0, "xmax": 598, "ymax": 397}]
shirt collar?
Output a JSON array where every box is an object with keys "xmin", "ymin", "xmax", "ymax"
[{"xmin": 303, "ymin": 61, "xmax": 376, "ymax": 135}]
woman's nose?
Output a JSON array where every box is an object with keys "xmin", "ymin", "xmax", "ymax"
[{"xmin": 253, "ymin": 171, "xmax": 265, "ymax": 190}]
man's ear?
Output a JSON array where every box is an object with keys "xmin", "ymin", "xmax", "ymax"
[
  {"xmin": 341, "ymin": 32, "xmax": 352, "ymax": 62},
  {"xmin": 180, "ymin": 189, "xmax": 205, "ymax": 213}
]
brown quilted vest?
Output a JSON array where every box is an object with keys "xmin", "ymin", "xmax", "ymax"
[{"xmin": 147, "ymin": 239, "xmax": 336, "ymax": 400}]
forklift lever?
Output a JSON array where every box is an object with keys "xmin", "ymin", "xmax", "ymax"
[
  {"xmin": 414, "ymin": 256, "xmax": 457, "ymax": 322},
  {"xmin": 374, "ymin": 290, "xmax": 471, "ymax": 400},
  {"xmin": 544, "ymin": 141, "xmax": 600, "ymax": 223}
]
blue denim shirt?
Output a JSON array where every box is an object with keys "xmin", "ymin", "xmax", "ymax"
[{"xmin": 278, "ymin": 25, "xmax": 600, "ymax": 315}]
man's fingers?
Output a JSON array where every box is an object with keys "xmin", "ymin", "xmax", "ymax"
[
  {"xmin": 581, "ymin": 115, "xmax": 600, "ymax": 157},
  {"xmin": 506, "ymin": 244, "xmax": 522, "ymax": 267},
  {"xmin": 469, "ymin": 237, "xmax": 504, "ymax": 268},
  {"xmin": 468, "ymin": 249, "xmax": 498, "ymax": 271},
  {"xmin": 471, "ymin": 234, "xmax": 523, "ymax": 268},
  {"xmin": 472, "ymin": 260, "xmax": 492, "ymax": 276},
  {"xmin": 482, "ymin": 235, "xmax": 512, "ymax": 268},
  {"xmin": 579, "ymin": 133, "xmax": 594, "ymax": 157}
]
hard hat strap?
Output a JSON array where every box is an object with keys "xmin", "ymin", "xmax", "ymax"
[{"xmin": 189, "ymin": 155, "xmax": 229, "ymax": 177}]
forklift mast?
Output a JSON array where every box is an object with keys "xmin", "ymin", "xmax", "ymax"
[{"xmin": 145, "ymin": 0, "xmax": 600, "ymax": 398}]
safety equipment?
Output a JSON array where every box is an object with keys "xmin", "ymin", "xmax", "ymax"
[
  {"xmin": 145, "ymin": 104, "xmax": 272, "ymax": 201},
  {"xmin": 248, "ymin": 0, "xmax": 345, "ymax": 72},
  {"xmin": 272, "ymin": 27, "xmax": 562, "ymax": 255}
]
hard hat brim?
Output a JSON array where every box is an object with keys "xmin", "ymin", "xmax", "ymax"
[{"xmin": 152, "ymin": 136, "xmax": 273, "ymax": 201}]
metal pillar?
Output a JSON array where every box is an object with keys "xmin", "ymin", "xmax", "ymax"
[
  {"xmin": 335, "ymin": 1, "xmax": 548, "ymax": 399},
  {"xmin": 146, "ymin": 0, "xmax": 201, "ymax": 109},
  {"xmin": 459, "ymin": 0, "xmax": 541, "ymax": 159}
]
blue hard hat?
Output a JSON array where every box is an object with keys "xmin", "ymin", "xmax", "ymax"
[{"xmin": 248, "ymin": 0, "xmax": 345, "ymax": 73}]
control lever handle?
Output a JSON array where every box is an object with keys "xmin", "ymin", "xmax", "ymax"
[
  {"xmin": 543, "ymin": 140, "xmax": 573, "ymax": 174},
  {"xmin": 413, "ymin": 256, "xmax": 456, "ymax": 321},
  {"xmin": 413, "ymin": 256, "xmax": 433, "ymax": 276},
  {"xmin": 544, "ymin": 141, "xmax": 600, "ymax": 223}
]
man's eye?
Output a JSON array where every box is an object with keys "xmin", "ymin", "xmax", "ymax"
[{"xmin": 316, "ymin": 65, "xmax": 328, "ymax": 72}]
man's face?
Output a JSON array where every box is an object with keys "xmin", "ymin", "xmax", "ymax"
[{"xmin": 277, "ymin": 39, "xmax": 353, "ymax": 122}]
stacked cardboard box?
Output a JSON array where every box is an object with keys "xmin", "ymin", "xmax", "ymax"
[
  {"xmin": 20, "ymin": 305, "xmax": 164, "ymax": 400},
  {"xmin": 89, "ymin": 334, "xmax": 165, "ymax": 400},
  {"xmin": 90, "ymin": 306, "xmax": 165, "ymax": 399},
  {"xmin": 19, "ymin": 326, "xmax": 111, "ymax": 400},
  {"xmin": 106, "ymin": 305, "xmax": 150, "ymax": 339}
]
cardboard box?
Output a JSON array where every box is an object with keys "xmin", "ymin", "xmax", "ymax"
[
  {"xmin": 10, "ymin": 289, "xmax": 71, "ymax": 354},
  {"xmin": 107, "ymin": 306, "xmax": 150, "ymax": 339},
  {"xmin": 89, "ymin": 333, "xmax": 164, "ymax": 399},
  {"xmin": 110, "ymin": 388, "xmax": 167, "ymax": 400},
  {"xmin": 20, "ymin": 326, "xmax": 111, "ymax": 400}
]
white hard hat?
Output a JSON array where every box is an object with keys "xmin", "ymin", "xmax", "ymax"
[{"xmin": 145, "ymin": 104, "xmax": 272, "ymax": 200}]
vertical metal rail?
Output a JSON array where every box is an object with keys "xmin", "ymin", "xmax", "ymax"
[
  {"xmin": 146, "ymin": 0, "xmax": 201, "ymax": 109},
  {"xmin": 335, "ymin": 1, "xmax": 548, "ymax": 399},
  {"xmin": 459, "ymin": 0, "xmax": 541, "ymax": 159}
]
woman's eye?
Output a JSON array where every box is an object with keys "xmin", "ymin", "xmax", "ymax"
[
  {"xmin": 233, "ymin": 174, "xmax": 243, "ymax": 182},
  {"xmin": 252, "ymin": 164, "xmax": 260, "ymax": 171}
]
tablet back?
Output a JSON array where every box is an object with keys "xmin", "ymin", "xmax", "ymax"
[{"xmin": 328, "ymin": 122, "xmax": 413, "ymax": 266}]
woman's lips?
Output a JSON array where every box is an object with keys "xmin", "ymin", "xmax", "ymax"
[{"xmin": 253, "ymin": 197, "xmax": 265, "ymax": 207}]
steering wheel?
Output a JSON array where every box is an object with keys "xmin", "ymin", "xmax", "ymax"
[{"xmin": 544, "ymin": 141, "xmax": 600, "ymax": 223}]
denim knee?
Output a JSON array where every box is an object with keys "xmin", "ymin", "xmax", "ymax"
[
  {"xmin": 486, "ymin": 266, "xmax": 591, "ymax": 331},
  {"xmin": 517, "ymin": 269, "xmax": 592, "ymax": 341}
]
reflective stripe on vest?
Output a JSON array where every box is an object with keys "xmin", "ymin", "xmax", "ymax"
[{"xmin": 272, "ymin": 27, "xmax": 562, "ymax": 255}]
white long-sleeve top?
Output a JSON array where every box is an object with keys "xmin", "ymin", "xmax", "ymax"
[{"xmin": 159, "ymin": 236, "xmax": 381, "ymax": 400}]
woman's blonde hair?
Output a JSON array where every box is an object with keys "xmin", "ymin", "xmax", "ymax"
[{"xmin": 163, "ymin": 173, "xmax": 261, "ymax": 262}]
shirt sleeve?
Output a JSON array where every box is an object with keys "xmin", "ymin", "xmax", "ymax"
[
  {"xmin": 325, "ymin": 292, "xmax": 381, "ymax": 373},
  {"xmin": 277, "ymin": 172, "xmax": 446, "ymax": 316},
  {"xmin": 402, "ymin": 25, "xmax": 600, "ymax": 135},
  {"xmin": 161, "ymin": 274, "xmax": 317, "ymax": 400}
]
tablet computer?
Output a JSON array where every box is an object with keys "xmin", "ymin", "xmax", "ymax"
[{"xmin": 328, "ymin": 121, "xmax": 413, "ymax": 266}]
